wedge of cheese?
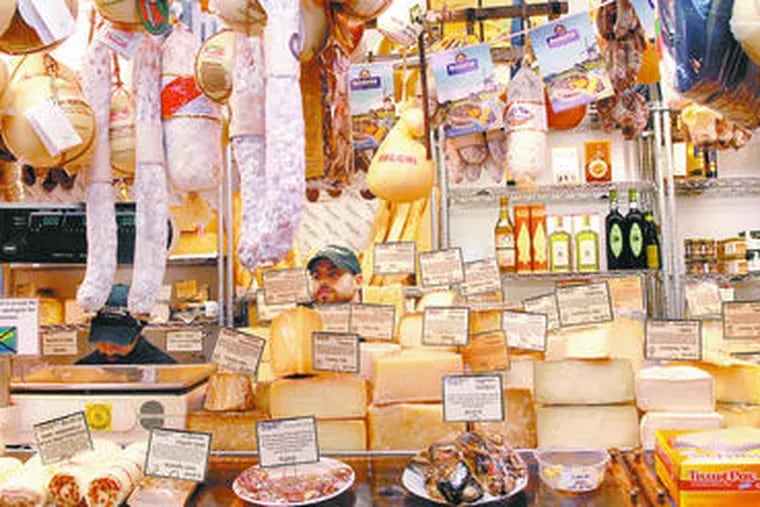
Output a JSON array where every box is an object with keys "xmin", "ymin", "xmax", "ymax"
[
  {"xmin": 269, "ymin": 375, "xmax": 367, "ymax": 419},
  {"xmin": 639, "ymin": 412, "xmax": 723, "ymax": 450},
  {"xmin": 359, "ymin": 342, "xmax": 401, "ymax": 381},
  {"xmin": 687, "ymin": 361, "xmax": 760, "ymax": 404},
  {"xmin": 186, "ymin": 411, "xmax": 266, "ymax": 450},
  {"xmin": 717, "ymin": 403, "xmax": 760, "ymax": 428},
  {"xmin": 397, "ymin": 312, "xmax": 456, "ymax": 351},
  {"xmin": 536, "ymin": 405, "xmax": 640, "ymax": 448},
  {"xmin": 368, "ymin": 403, "xmax": 465, "ymax": 451},
  {"xmin": 635, "ymin": 366, "xmax": 715, "ymax": 412},
  {"xmin": 534, "ymin": 359, "xmax": 634, "ymax": 405},
  {"xmin": 416, "ymin": 290, "xmax": 458, "ymax": 312},
  {"xmin": 270, "ymin": 306, "xmax": 323, "ymax": 377},
  {"xmin": 372, "ymin": 349, "xmax": 463, "ymax": 405},
  {"xmin": 203, "ymin": 373, "xmax": 255, "ymax": 412},
  {"xmin": 317, "ymin": 419, "xmax": 367, "ymax": 451},
  {"xmin": 474, "ymin": 388, "xmax": 536, "ymax": 449}
]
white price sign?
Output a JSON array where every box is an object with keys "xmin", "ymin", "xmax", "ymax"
[
  {"xmin": 34, "ymin": 411, "xmax": 93, "ymax": 466},
  {"xmin": 256, "ymin": 417, "xmax": 319, "ymax": 468},
  {"xmin": 145, "ymin": 428, "xmax": 212, "ymax": 482},
  {"xmin": 211, "ymin": 328, "xmax": 265, "ymax": 376},
  {"xmin": 443, "ymin": 375, "xmax": 504, "ymax": 423}
]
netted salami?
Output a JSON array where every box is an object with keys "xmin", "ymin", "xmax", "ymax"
[{"xmin": 504, "ymin": 66, "xmax": 547, "ymax": 186}]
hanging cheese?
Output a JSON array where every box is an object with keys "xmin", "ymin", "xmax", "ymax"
[
  {"xmin": 367, "ymin": 108, "xmax": 434, "ymax": 203},
  {"xmin": 214, "ymin": 0, "xmax": 266, "ymax": 35},
  {"xmin": 0, "ymin": 0, "xmax": 77, "ymax": 55},
  {"xmin": 372, "ymin": 349, "xmax": 463, "ymax": 404},
  {"xmin": 194, "ymin": 30, "xmax": 237, "ymax": 104},
  {"xmin": 269, "ymin": 306, "xmax": 323, "ymax": 377},
  {"xmin": 368, "ymin": 403, "xmax": 465, "ymax": 451},
  {"xmin": 110, "ymin": 86, "xmax": 136, "ymax": 179},
  {"xmin": 203, "ymin": 373, "xmax": 255, "ymax": 412},
  {"xmin": 94, "ymin": 0, "xmax": 145, "ymax": 30},
  {"xmin": 731, "ymin": 1, "xmax": 760, "ymax": 67},
  {"xmin": 269, "ymin": 375, "xmax": 367, "ymax": 419}
]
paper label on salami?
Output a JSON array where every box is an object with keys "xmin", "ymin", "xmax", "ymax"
[
  {"xmin": 502, "ymin": 310, "xmax": 548, "ymax": 351},
  {"xmin": 462, "ymin": 258, "xmax": 502, "ymax": 297},
  {"xmin": 167, "ymin": 330, "xmax": 204, "ymax": 352},
  {"xmin": 145, "ymin": 428, "xmax": 212, "ymax": 482},
  {"xmin": 350, "ymin": 304, "xmax": 395, "ymax": 341},
  {"xmin": 256, "ymin": 291, "xmax": 295, "ymax": 323},
  {"xmin": 25, "ymin": 99, "xmax": 83, "ymax": 157},
  {"xmin": 645, "ymin": 320, "xmax": 702, "ymax": 361},
  {"xmin": 42, "ymin": 331, "xmax": 77, "ymax": 356},
  {"xmin": 723, "ymin": 302, "xmax": 760, "ymax": 340},
  {"xmin": 98, "ymin": 27, "xmax": 144, "ymax": 59},
  {"xmin": 373, "ymin": 242, "xmax": 416, "ymax": 275},
  {"xmin": 161, "ymin": 75, "xmax": 220, "ymax": 120},
  {"xmin": 419, "ymin": 248, "xmax": 465, "ymax": 288},
  {"xmin": 422, "ymin": 307, "xmax": 470, "ymax": 347},
  {"xmin": 262, "ymin": 268, "xmax": 311, "ymax": 306},
  {"xmin": 315, "ymin": 304, "xmax": 351, "ymax": 333},
  {"xmin": 211, "ymin": 328, "xmax": 265, "ymax": 376},
  {"xmin": 256, "ymin": 417, "xmax": 319, "ymax": 468},
  {"xmin": 556, "ymin": 282, "xmax": 613, "ymax": 327},
  {"xmin": 595, "ymin": 275, "xmax": 645, "ymax": 315},
  {"xmin": 523, "ymin": 293, "xmax": 560, "ymax": 331},
  {"xmin": 464, "ymin": 330, "xmax": 510, "ymax": 373},
  {"xmin": 312, "ymin": 332, "xmax": 360, "ymax": 373},
  {"xmin": 443, "ymin": 375, "xmax": 504, "ymax": 423},
  {"xmin": 34, "ymin": 411, "xmax": 93, "ymax": 465}
]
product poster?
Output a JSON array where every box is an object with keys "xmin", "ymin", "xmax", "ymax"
[{"xmin": 349, "ymin": 63, "xmax": 396, "ymax": 150}]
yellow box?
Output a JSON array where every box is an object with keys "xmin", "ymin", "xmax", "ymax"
[{"xmin": 655, "ymin": 429, "xmax": 760, "ymax": 507}]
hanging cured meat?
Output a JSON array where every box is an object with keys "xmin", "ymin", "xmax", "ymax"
[{"xmin": 504, "ymin": 66, "xmax": 547, "ymax": 186}]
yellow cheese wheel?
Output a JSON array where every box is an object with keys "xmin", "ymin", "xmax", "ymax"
[
  {"xmin": 731, "ymin": 1, "xmax": 760, "ymax": 67},
  {"xmin": 94, "ymin": 0, "xmax": 148, "ymax": 31},
  {"xmin": 110, "ymin": 86, "xmax": 136, "ymax": 179},
  {"xmin": 195, "ymin": 30, "xmax": 237, "ymax": 104},
  {"xmin": 0, "ymin": 0, "xmax": 77, "ymax": 55},
  {"xmin": 270, "ymin": 306, "xmax": 323, "ymax": 377},
  {"xmin": 214, "ymin": 0, "xmax": 266, "ymax": 35}
]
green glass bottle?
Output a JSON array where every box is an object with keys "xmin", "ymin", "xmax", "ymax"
[
  {"xmin": 605, "ymin": 188, "xmax": 626, "ymax": 270},
  {"xmin": 549, "ymin": 216, "xmax": 572, "ymax": 273},
  {"xmin": 625, "ymin": 189, "xmax": 647, "ymax": 269},
  {"xmin": 575, "ymin": 214, "xmax": 600, "ymax": 272}
]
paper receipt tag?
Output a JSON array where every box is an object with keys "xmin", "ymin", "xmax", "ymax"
[
  {"xmin": 262, "ymin": 268, "xmax": 311, "ymax": 305},
  {"xmin": 34, "ymin": 411, "xmax": 93, "ymax": 466},
  {"xmin": 523, "ymin": 293, "xmax": 560, "ymax": 331},
  {"xmin": 256, "ymin": 417, "xmax": 319, "ymax": 468},
  {"xmin": 315, "ymin": 304, "xmax": 351, "ymax": 333},
  {"xmin": 0, "ymin": 298, "xmax": 39, "ymax": 355},
  {"xmin": 723, "ymin": 301, "xmax": 760, "ymax": 340},
  {"xmin": 211, "ymin": 328, "xmax": 265, "ymax": 376},
  {"xmin": 419, "ymin": 248, "xmax": 465, "ymax": 288},
  {"xmin": 464, "ymin": 330, "xmax": 510, "ymax": 373},
  {"xmin": 98, "ymin": 26, "xmax": 144, "ymax": 59},
  {"xmin": 256, "ymin": 291, "xmax": 295, "ymax": 323},
  {"xmin": 502, "ymin": 310, "xmax": 548, "ymax": 352},
  {"xmin": 462, "ymin": 258, "xmax": 502, "ymax": 297},
  {"xmin": 42, "ymin": 330, "xmax": 77, "ymax": 356},
  {"xmin": 443, "ymin": 375, "xmax": 504, "ymax": 423},
  {"xmin": 556, "ymin": 282, "xmax": 613, "ymax": 327},
  {"xmin": 145, "ymin": 428, "xmax": 212, "ymax": 482},
  {"xmin": 350, "ymin": 304, "xmax": 395, "ymax": 341},
  {"xmin": 374, "ymin": 242, "xmax": 416, "ymax": 275},
  {"xmin": 312, "ymin": 332, "xmax": 360, "ymax": 373},
  {"xmin": 167, "ymin": 330, "xmax": 204, "ymax": 352},
  {"xmin": 422, "ymin": 307, "xmax": 470, "ymax": 347},
  {"xmin": 645, "ymin": 320, "xmax": 702, "ymax": 361},
  {"xmin": 19, "ymin": 0, "xmax": 76, "ymax": 45},
  {"xmin": 25, "ymin": 99, "xmax": 83, "ymax": 156},
  {"xmin": 596, "ymin": 275, "xmax": 645, "ymax": 315}
]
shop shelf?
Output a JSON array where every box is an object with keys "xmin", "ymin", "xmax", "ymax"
[
  {"xmin": 39, "ymin": 321, "xmax": 212, "ymax": 333},
  {"xmin": 681, "ymin": 272, "xmax": 760, "ymax": 284},
  {"xmin": 448, "ymin": 181, "xmax": 656, "ymax": 205},
  {"xmin": 501, "ymin": 269, "xmax": 659, "ymax": 283},
  {"xmin": 674, "ymin": 176, "xmax": 760, "ymax": 197},
  {"xmin": 7, "ymin": 255, "xmax": 219, "ymax": 270}
]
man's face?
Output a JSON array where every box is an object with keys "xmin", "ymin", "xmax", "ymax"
[
  {"xmin": 93, "ymin": 339, "xmax": 137, "ymax": 362},
  {"xmin": 310, "ymin": 259, "xmax": 362, "ymax": 304}
]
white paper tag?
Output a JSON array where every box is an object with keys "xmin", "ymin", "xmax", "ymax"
[
  {"xmin": 523, "ymin": 293, "xmax": 560, "ymax": 331},
  {"xmin": 34, "ymin": 411, "xmax": 93, "ymax": 465},
  {"xmin": 419, "ymin": 248, "xmax": 465, "ymax": 288},
  {"xmin": 145, "ymin": 428, "xmax": 212, "ymax": 482},
  {"xmin": 25, "ymin": 99, "xmax": 82, "ymax": 157},
  {"xmin": 462, "ymin": 258, "xmax": 502, "ymax": 297},
  {"xmin": 256, "ymin": 291, "xmax": 295, "ymax": 323},
  {"xmin": 312, "ymin": 332, "xmax": 360, "ymax": 373},
  {"xmin": 0, "ymin": 298, "xmax": 39, "ymax": 355},
  {"xmin": 502, "ymin": 310, "xmax": 548, "ymax": 352},
  {"xmin": 373, "ymin": 242, "xmax": 416, "ymax": 275},
  {"xmin": 315, "ymin": 304, "xmax": 351, "ymax": 333},
  {"xmin": 443, "ymin": 374, "xmax": 504, "ymax": 423},
  {"xmin": 42, "ymin": 331, "xmax": 78, "ymax": 356},
  {"xmin": 422, "ymin": 306, "xmax": 470, "ymax": 346},
  {"xmin": 262, "ymin": 268, "xmax": 311, "ymax": 306},
  {"xmin": 723, "ymin": 301, "xmax": 760, "ymax": 340},
  {"xmin": 167, "ymin": 330, "xmax": 204, "ymax": 352},
  {"xmin": 211, "ymin": 328, "xmax": 265, "ymax": 376},
  {"xmin": 19, "ymin": 0, "xmax": 76, "ymax": 45},
  {"xmin": 464, "ymin": 330, "xmax": 510, "ymax": 373},
  {"xmin": 256, "ymin": 417, "xmax": 319, "ymax": 468},
  {"xmin": 98, "ymin": 27, "xmax": 144, "ymax": 59},
  {"xmin": 350, "ymin": 303, "xmax": 396, "ymax": 341},
  {"xmin": 645, "ymin": 320, "xmax": 702, "ymax": 361},
  {"xmin": 556, "ymin": 282, "xmax": 614, "ymax": 327}
]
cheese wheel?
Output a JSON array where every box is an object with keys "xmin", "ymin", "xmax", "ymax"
[
  {"xmin": 110, "ymin": 86, "xmax": 136, "ymax": 179},
  {"xmin": 0, "ymin": 0, "xmax": 78, "ymax": 55},
  {"xmin": 731, "ymin": 0, "xmax": 760, "ymax": 67},
  {"xmin": 194, "ymin": 30, "xmax": 237, "ymax": 104},
  {"xmin": 336, "ymin": 0, "xmax": 393, "ymax": 21},
  {"xmin": 94, "ymin": 0, "xmax": 149, "ymax": 31},
  {"xmin": 270, "ymin": 306, "xmax": 324, "ymax": 377},
  {"xmin": 301, "ymin": 0, "xmax": 330, "ymax": 63},
  {"xmin": 214, "ymin": 0, "xmax": 266, "ymax": 35}
]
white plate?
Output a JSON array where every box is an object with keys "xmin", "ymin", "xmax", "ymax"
[
  {"xmin": 401, "ymin": 461, "xmax": 529, "ymax": 505},
  {"xmin": 232, "ymin": 457, "xmax": 355, "ymax": 506}
]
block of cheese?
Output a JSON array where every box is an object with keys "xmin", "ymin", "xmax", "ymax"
[
  {"xmin": 561, "ymin": 324, "xmax": 611, "ymax": 359},
  {"xmin": 674, "ymin": 427, "xmax": 760, "ymax": 453},
  {"xmin": 203, "ymin": 373, "xmax": 255, "ymax": 411},
  {"xmin": 416, "ymin": 290, "xmax": 458, "ymax": 312},
  {"xmin": 372, "ymin": 350, "xmax": 463, "ymax": 405},
  {"xmin": 363, "ymin": 284, "xmax": 405, "ymax": 330},
  {"xmin": 270, "ymin": 306, "xmax": 323, "ymax": 377},
  {"xmin": 635, "ymin": 366, "xmax": 715, "ymax": 412},
  {"xmin": 536, "ymin": 405, "xmax": 640, "ymax": 448},
  {"xmin": 368, "ymin": 403, "xmax": 465, "ymax": 451},
  {"xmin": 534, "ymin": 359, "xmax": 634, "ymax": 405},
  {"xmin": 639, "ymin": 412, "xmax": 723, "ymax": 450},
  {"xmin": 359, "ymin": 342, "xmax": 401, "ymax": 381},
  {"xmin": 718, "ymin": 403, "xmax": 760, "ymax": 428},
  {"xmin": 186, "ymin": 411, "xmax": 266, "ymax": 450},
  {"xmin": 254, "ymin": 362, "xmax": 275, "ymax": 415},
  {"xmin": 469, "ymin": 308, "xmax": 502, "ymax": 335},
  {"xmin": 397, "ymin": 313, "xmax": 456, "ymax": 351},
  {"xmin": 269, "ymin": 375, "xmax": 367, "ymax": 419},
  {"xmin": 501, "ymin": 357, "xmax": 536, "ymax": 391},
  {"xmin": 317, "ymin": 419, "xmax": 367, "ymax": 451},
  {"xmin": 474, "ymin": 388, "xmax": 537, "ymax": 449},
  {"xmin": 687, "ymin": 361, "xmax": 760, "ymax": 404}
]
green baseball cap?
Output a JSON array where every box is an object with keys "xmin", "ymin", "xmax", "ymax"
[
  {"xmin": 307, "ymin": 245, "xmax": 362, "ymax": 275},
  {"xmin": 88, "ymin": 285, "xmax": 144, "ymax": 346}
]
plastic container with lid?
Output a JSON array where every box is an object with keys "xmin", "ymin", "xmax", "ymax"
[{"xmin": 535, "ymin": 448, "xmax": 609, "ymax": 493}]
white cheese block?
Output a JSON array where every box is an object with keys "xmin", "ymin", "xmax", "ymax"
[
  {"xmin": 639, "ymin": 412, "xmax": 723, "ymax": 450},
  {"xmin": 372, "ymin": 349, "xmax": 463, "ymax": 405},
  {"xmin": 269, "ymin": 374, "xmax": 367, "ymax": 419},
  {"xmin": 686, "ymin": 361, "xmax": 760, "ymax": 404},
  {"xmin": 536, "ymin": 405, "xmax": 640, "ymax": 448},
  {"xmin": 368, "ymin": 403, "xmax": 465, "ymax": 451},
  {"xmin": 635, "ymin": 366, "xmax": 715, "ymax": 412},
  {"xmin": 559, "ymin": 324, "xmax": 611, "ymax": 359},
  {"xmin": 501, "ymin": 357, "xmax": 536, "ymax": 391},
  {"xmin": 359, "ymin": 342, "xmax": 401, "ymax": 381},
  {"xmin": 397, "ymin": 312, "xmax": 456, "ymax": 351},
  {"xmin": 534, "ymin": 359, "xmax": 634, "ymax": 405},
  {"xmin": 717, "ymin": 403, "xmax": 760, "ymax": 428},
  {"xmin": 416, "ymin": 290, "xmax": 458, "ymax": 312}
]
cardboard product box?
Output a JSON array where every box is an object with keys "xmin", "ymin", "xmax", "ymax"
[
  {"xmin": 514, "ymin": 205, "xmax": 532, "ymax": 273},
  {"xmin": 529, "ymin": 204, "xmax": 548, "ymax": 272}
]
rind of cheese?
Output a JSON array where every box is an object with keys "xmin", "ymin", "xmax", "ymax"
[
  {"xmin": 368, "ymin": 403, "xmax": 465, "ymax": 451},
  {"xmin": 717, "ymin": 403, "xmax": 760, "ymax": 428},
  {"xmin": 372, "ymin": 350, "xmax": 463, "ymax": 405},
  {"xmin": 534, "ymin": 359, "xmax": 634, "ymax": 405},
  {"xmin": 639, "ymin": 412, "xmax": 722, "ymax": 450},
  {"xmin": 186, "ymin": 410, "xmax": 266, "ymax": 450},
  {"xmin": 397, "ymin": 313, "xmax": 456, "ymax": 351},
  {"xmin": 270, "ymin": 306, "xmax": 323, "ymax": 378},
  {"xmin": 269, "ymin": 375, "xmax": 367, "ymax": 419},
  {"xmin": 317, "ymin": 419, "xmax": 367, "ymax": 452},
  {"xmin": 416, "ymin": 290, "xmax": 459, "ymax": 312},
  {"xmin": 359, "ymin": 342, "xmax": 401, "ymax": 381},
  {"xmin": 473, "ymin": 388, "xmax": 537, "ymax": 449},
  {"xmin": 203, "ymin": 373, "xmax": 255, "ymax": 412},
  {"xmin": 536, "ymin": 405, "xmax": 640, "ymax": 448},
  {"xmin": 635, "ymin": 366, "xmax": 715, "ymax": 413}
]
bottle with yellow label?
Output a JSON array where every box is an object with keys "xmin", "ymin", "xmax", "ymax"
[
  {"xmin": 575, "ymin": 214, "xmax": 600, "ymax": 272},
  {"xmin": 644, "ymin": 211, "xmax": 661, "ymax": 270},
  {"xmin": 515, "ymin": 205, "xmax": 532, "ymax": 272},
  {"xmin": 530, "ymin": 204, "xmax": 548, "ymax": 272},
  {"xmin": 494, "ymin": 197, "xmax": 516, "ymax": 273},
  {"xmin": 549, "ymin": 215, "xmax": 572, "ymax": 273}
]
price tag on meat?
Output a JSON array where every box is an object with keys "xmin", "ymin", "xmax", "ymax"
[
  {"xmin": 350, "ymin": 304, "xmax": 395, "ymax": 341},
  {"xmin": 312, "ymin": 332, "xmax": 360, "ymax": 373},
  {"xmin": 34, "ymin": 411, "xmax": 93, "ymax": 465},
  {"xmin": 419, "ymin": 249, "xmax": 465, "ymax": 288},
  {"xmin": 374, "ymin": 242, "xmax": 416, "ymax": 275},
  {"xmin": 316, "ymin": 304, "xmax": 351, "ymax": 333},
  {"xmin": 723, "ymin": 301, "xmax": 760, "ymax": 340},
  {"xmin": 422, "ymin": 307, "xmax": 470, "ymax": 346},
  {"xmin": 167, "ymin": 330, "xmax": 204, "ymax": 352},
  {"xmin": 145, "ymin": 428, "xmax": 212, "ymax": 482},
  {"xmin": 262, "ymin": 268, "xmax": 311, "ymax": 305},
  {"xmin": 556, "ymin": 282, "xmax": 613, "ymax": 327},
  {"xmin": 97, "ymin": 26, "xmax": 143, "ymax": 59},
  {"xmin": 645, "ymin": 320, "xmax": 702, "ymax": 361},
  {"xmin": 211, "ymin": 328, "xmax": 265, "ymax": 376},
  {"xmin": 523, "ymin": 293, "xmax": 560, "ymax": 331},
  {"xmin": 443, "ymin": 375, "xmax": 504, "ymax": 422},
  {"xmin": 464, "ymin": 330, "xmax": 510, "ymax": 373},
  {"xmin": 42, "ymin": 330, "xmax": 77, "ymax": 356},
  {"xmin": 256, "ymin": 417, "xmax": 320, "ymax": 468},
  {"xmin": 462, "ymin": 258, "xmax": 502, "ymax": 297},
  {"xmin": 502, "ymin": 310, "xmax": 548, "ymax": 351}
]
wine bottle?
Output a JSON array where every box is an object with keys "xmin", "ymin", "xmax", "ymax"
[
  {"xmin": 494, "ymin": 197, "xmax": 516, "ymax": 273},
  {"xmin": 625, "ymin": 189, "xmax": 647, "ymax": 269},
  {"xmin": 644, "ymin": 211, "xmax": 661, "ymax": 270},
  {"xmin": 549, "ymin": 215, "xmax": 572, "ymax": 273},
  {"xmin": 605, "ymin": 188, "xmax": 626, "ymax": 270}
]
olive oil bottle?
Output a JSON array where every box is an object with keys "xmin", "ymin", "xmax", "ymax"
[
  {"xmin": 625, "ymin": 189, "xmax": 647, "ymax": 269},
  {"xmin": 644, "ymin": 211, "xmax": 661, "ymax": 270},
  {"xmin": 575, "ymin": 214, "xmax": 600, "ymax": 272},
  {"xmin": 494, "ymin": 197, "xmax": 516, "ymax": 273},
  {"xmin": 549, "ymin": 216, "xmax": 572, "ymax": 273},
  {"xmin": 605, "ymin": 188, "xmax": 626, "ymax": 270}
]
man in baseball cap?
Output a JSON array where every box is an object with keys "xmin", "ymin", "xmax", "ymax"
[{"xmin": 307, "ymin": 245, "xmax": 363, "ymax": 304}]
